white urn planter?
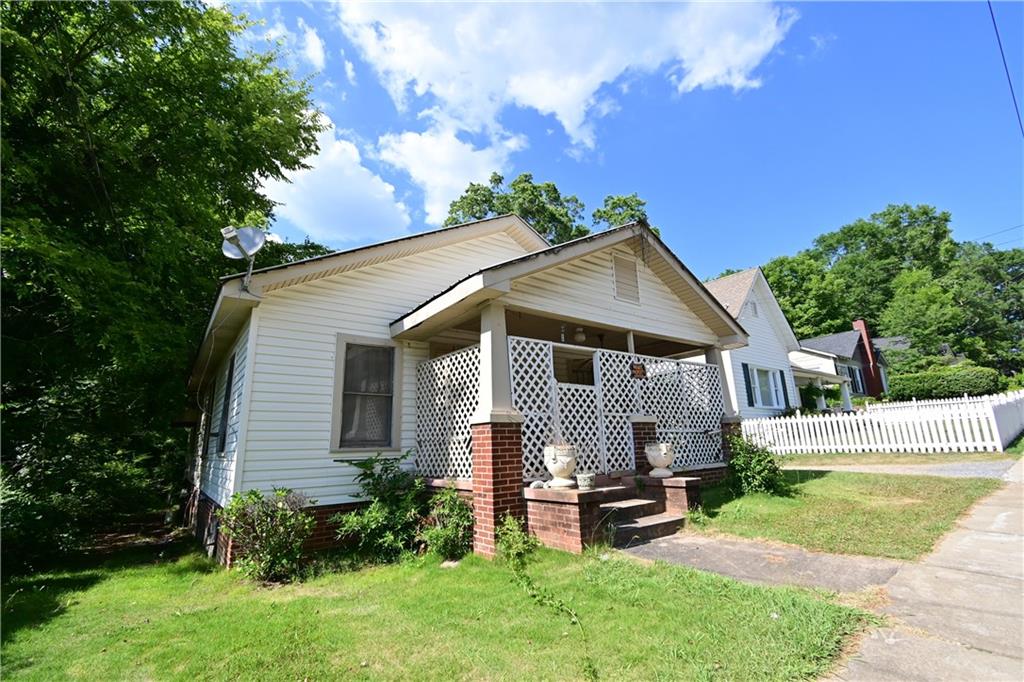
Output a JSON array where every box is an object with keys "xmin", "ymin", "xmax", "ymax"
[
  {"xmin": 543, "ymin": 444, "xmax": 578, "ymax": 488},
  {"xmin": 645, "ymin": 442, "xmax": 674, "ymax": 479}
]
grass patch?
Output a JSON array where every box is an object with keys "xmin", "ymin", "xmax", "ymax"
[
  {"xmin": 692, "ymin": 471, "xmax": 1001, "ymax": 560},
  {"xmin": 2, "ymin": 540, "xmax": 869, "ymax": 681},
  {"xmin": 783, "ymin": 451, "xmax": 1015, "ymax": 466},
  {"xmin": 1005, "ymin": 432, "xmax": 1024, "ymax": 457}
]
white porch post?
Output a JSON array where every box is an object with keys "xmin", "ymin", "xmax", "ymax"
[
  {"xmin": 839, "ymin": 381, "xmax": 854, "ymax": 411},
  {"xmin": 814, "ymin": 378, "xmax": 827, "ymax": 410},
  {"xmin": 705, "ymin": 347, "xmax": 737, "ymax": 418},
  {"xmin": 471, "ymin": 300, "xmax": 523, "ymax": 425}
]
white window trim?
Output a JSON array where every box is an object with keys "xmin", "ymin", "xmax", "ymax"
[
  {"xmin": 749, "ymin": 365, "xmax": 784, "ymax": 409},
  {"xmin": 330, "ymin": 334, "xmax": 404, "ymax": 454},
  {"xmin": 611, "ymin": 253, "xmax": 641, "ymax": 305}
]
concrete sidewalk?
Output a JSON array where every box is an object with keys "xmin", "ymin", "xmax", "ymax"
[{"xmin": 835, "ymin": 480, "xmax": 1024, "ymax": 681}]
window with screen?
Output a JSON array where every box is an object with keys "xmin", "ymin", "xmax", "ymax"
[{"xmin": 338, "ymin": 343, "xmax": 395, "ymax": 448}]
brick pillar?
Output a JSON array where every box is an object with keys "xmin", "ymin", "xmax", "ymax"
[
  {"xmin": 720, "ymin": 416, "xmax": 743, "ymax": 464},
  {"xmin": 471, "ymin": 421, "xmax": 525, "ymax": 558},
  {"xmin": 629, "ymin": 415, "xmax": 658, "ymax": 475}
]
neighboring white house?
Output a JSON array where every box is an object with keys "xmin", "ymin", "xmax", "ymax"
[
  {"xmin": 702, "ymin": 268, "xmax": 801, "ymax": 418},
  {"xmin": 184, "ymin": 216, "xmax": 749, "ymax": 559}
]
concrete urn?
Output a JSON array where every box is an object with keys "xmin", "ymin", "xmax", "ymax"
[
  {"xmin": 543, "ymin": 444, "xmax": 577, "ymax": 488},
  {"xmin": 645, "ymin": 442, "xmax": 674, "ymax": 479}
]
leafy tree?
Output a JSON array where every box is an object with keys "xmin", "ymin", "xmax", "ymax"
[
  {"xmin": 254, "ymin": 237, "xmax": 335, "ymax": 269},
  {"xmin": 592, "ymin": 193, "xmax": 657, "ymax": 233},
  {"xmin": 1, "ymin": 0, "xmax": 322, "ymax": 566},
  {"xmin": 879, "ymin": 269, "xmax": 966, "ymax": 355},
  {"xmin": 445, "ymin": 172, "xmax": 588, "ymax": 244},
  {"xmin": 709, "ymin": 268, "xmax": 743, "ymax": 280},
  {"xmin": 761, "ymin": 253, "xmax": 846, "ymax": 338}
]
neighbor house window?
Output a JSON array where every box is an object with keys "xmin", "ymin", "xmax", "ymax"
[
  {"xmin": 742, "ymin": 364, "xmax": 788, "ymax": 409},
  {"xmin": 334, "ymin": 339, "xmax": 398, "ymax": 449},
  {"xmin": 613, "ymin": 255, "xmax": 640, "ymax": 303},
  {"xmin": 840, "ymin": 364, "xmax": 865, "ymax": 394}
]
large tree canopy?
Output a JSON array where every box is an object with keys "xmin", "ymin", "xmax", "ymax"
[
  {"xmin": 444, "ymin": 172, "xmax": 654, "ymax": 244},
  {"xmin": 1, "ymin": 0, "xmax": 324, "ymax": 563},
  {"xmin": 759, "ymin": 204, "xmax": 1022, "ymax": 375}
]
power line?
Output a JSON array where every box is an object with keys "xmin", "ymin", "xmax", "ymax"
[
  {"xmin": 987, "ymin": 0, "xmax": 1024, "ymax": 139},
  {"xmin": 966, "ymin": 223, "xmax": 1024, "ymax": 241},
  {"xmin": 993, "ymin": 236, "xmax": 1023, "ymax": 247}
]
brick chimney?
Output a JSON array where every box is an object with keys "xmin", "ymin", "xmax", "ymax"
[{"xmin": 852, "ymin": 319, "xmax": 884, "ymax": 397}]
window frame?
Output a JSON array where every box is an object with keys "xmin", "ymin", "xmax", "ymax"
[
  {"xmin": 611, "ymin": 253, "xmax": 641, "ymax": 305},
  {"xmin": 216, "ymin": 353, "xmax": 236, "ymax": 456},
  {"xmin": 749, "ymin": 365, "xmax": 783, "ymax": 409},
  {"xmin": 330, "ymin": 334, "xmax": 403, "ymax": 454}
]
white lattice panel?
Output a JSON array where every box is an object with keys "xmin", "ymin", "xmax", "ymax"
[
  {"xmin": 557, "ymin": 384, "xmax": 604, "ymax": 474},
  {"xmin": 509, "ymin": 337, "xmax": 556, "ymax": 480},
  {"xmin": 415, "ymin": 345, "xmax": 480, "ymax": 479},
  {"xmin": 595, "ymin": 349, "xmax": 724, "ymax": 470}
]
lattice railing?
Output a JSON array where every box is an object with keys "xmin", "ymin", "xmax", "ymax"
[
  {"xmin": 509, "ymin": 336, "xmax": 726, "ymax": 478},
  {"xmin": 415, "ymin": 345, "xmax": 479, "ymax": 479},
  {"xmin": 595, "ymin": 349, "xmax": 725, "ymax": 470}
]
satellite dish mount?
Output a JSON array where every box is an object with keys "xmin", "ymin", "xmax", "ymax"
[{"xmin": 221, "ymin": 226, "xmax": 267, "ymax": 292}]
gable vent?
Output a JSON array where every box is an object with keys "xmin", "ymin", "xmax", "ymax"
[{"xmin": 613, "ymin": 255, "xmax": 640, "ymax": 303}]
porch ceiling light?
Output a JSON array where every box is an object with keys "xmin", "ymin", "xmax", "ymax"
[{"xmin": 573, "ymin": 327, "xmax": 587, "ymax": 344}]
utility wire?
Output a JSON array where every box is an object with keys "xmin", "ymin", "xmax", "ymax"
[
  {"xmin": 987, "ymin": 0, "xmax": 1024, "ymax": 139},
  {"xmin": 966, "ymin": 223, "xmax": 1024, "ymax": 241}
]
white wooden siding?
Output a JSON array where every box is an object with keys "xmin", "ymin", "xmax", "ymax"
[
  {"xmin": 199, "ymin": 319, "xmax": 250, "ymax": 506},
  {"xmin": 242, "ymin": 231, "xmax": 527, "ymax": 505},
  {"xmin": 711, "ymin": 282, "xmax": 800, "ymax": 418},
  {"xmin": 503, "ymin": 244, "xmax": 717, "ymax": 345}
]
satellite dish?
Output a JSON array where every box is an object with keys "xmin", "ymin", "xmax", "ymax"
[{"xmin": 221, "ymin": 226, "xmax": 267, "ymax": 260}]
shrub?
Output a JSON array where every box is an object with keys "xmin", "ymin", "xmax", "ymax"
[
  {"xmin": 217, "ymin": 488, "xmax": 315, "ymax": 583},
  {"xmin": 726, "ymin": 435, "xmax": 787, "ymax": 495},
  {"xmin": 331, "ymin": 452, "xmax": 427, "ymax": 563},
  {"xmin": 496, "ymin": 513, "xmax": 540, "ymax": 572},
  {"xmin": 419, "ymin": 486, "xmax": 473, "ymax": 560},
  {"xmin": 888, "ymin": 363, "xmax": 1005, "ymax": 400}
]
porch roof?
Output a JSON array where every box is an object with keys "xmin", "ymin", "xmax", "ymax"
[
  {"xmin": 389, "ymin": 223, "xmax": 748, "ymax": 347},
  {"xmin": 791, "ymin": 365, "xmax": 850, "ymax": 384}
]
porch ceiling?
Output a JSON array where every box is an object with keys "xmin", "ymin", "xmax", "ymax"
[{"xmin": 792, "ymin": 366, "xmax": 849, "ymax": 384}]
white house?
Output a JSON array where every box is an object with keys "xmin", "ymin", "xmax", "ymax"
[
  {"xmin": 701, "ymin": 268, "xmax": 801, "ymax": 418},
  {"xmin": 184, "ymin": 216, "xmax": 749, "ymax": 560}
]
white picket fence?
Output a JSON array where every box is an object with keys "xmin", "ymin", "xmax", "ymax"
[{"xmin": 742, "ymin": 390, "xmax": 1024, "ymax": 454}]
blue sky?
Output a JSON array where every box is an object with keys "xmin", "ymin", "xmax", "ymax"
[{"xmin": 231, "ymin": 1, "xmax": 1024, "ymax": 280}]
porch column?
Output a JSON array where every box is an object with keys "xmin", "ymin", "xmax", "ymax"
[
  {"xmin": 470, "ymin": 300, "xmax": 525, "ymax": 559},
  {"xmin": 705, "ymin": 347, "xmax": 737, "ymax": 418},
  {"xmin": 814, "ymin": 378, "xmax": 827, "ymax": 411},
  {"xmin": 839, "ymin": 381, "xmax": 854, "ymax": 411}
]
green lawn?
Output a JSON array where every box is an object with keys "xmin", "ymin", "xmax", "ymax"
[
  {"xmin": 2, "ymin": 541, "xmax": 869, "ymax": 681},
  {"xmin": 783, "ymin": 451, "xmax": 1015, "ymax": 466},
  {"xmin": 693, "ymin": 471, "xmax": 1002, "ymax": 561}
]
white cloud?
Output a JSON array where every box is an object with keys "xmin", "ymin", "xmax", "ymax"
[
  {"xmin": 337, "ymin": 2, "xmax": 797, "ymax": 149},
  {"xmin": 264, "ymin": 115, "xmax": 411, "ymax": 243},
  {"xmin": 298, "ymin": 18, "xmax": 326, "ymax": 71},
  {"xmin": 378, "ymin": 125, "xmax": 526, "ymax": 225},
  {"xmin": 344, "ymin": 59, "xmax": 357, "ymax": 86}
]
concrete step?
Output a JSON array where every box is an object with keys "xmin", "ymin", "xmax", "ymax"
[
  {"xmin": 598, "ymin": 497, "xmax": 664, "ymax": 521},
  {"xmin": 614, "ymin": 512, "xmax": 685, "ymax": 546}
]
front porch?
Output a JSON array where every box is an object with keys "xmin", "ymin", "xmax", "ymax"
[{"xmin": 410, "ymin": 303, "xmax": 737, "ymax": 555}]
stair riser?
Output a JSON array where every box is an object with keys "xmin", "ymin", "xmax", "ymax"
[{"xmin": 614, "ymin": 518, "xmax": 684, "ymax": 545}]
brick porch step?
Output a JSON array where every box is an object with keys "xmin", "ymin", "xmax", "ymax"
[
  {"xmin": 614, "ymin": 512, "xmax": 685, "ymax": 546},
  {"xmin": 598, "ymin": 498, "xmax": 664, "ymax": 520}
]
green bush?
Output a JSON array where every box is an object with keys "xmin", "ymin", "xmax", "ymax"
[
  {"xmin": 331, "ymin": 452, "xmax": 427, "ymax": 563},
  {"xmin": 496, "ymin": 514, "xmax": 540, "ymax": 572},
  {"xmin": 217, "ymin": 488, "xmax": 316, "ymax": 583},
  {"xmin": 419, "ymin": 486, "xmax": 473, "ymax": 560},
  {"xmin": 888, "ymin": 363, "xmax": 1005, "ymax": 400},
  {"xmin": 726, "ymin": 435, "xmax": 787, "ymax": 495}
]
